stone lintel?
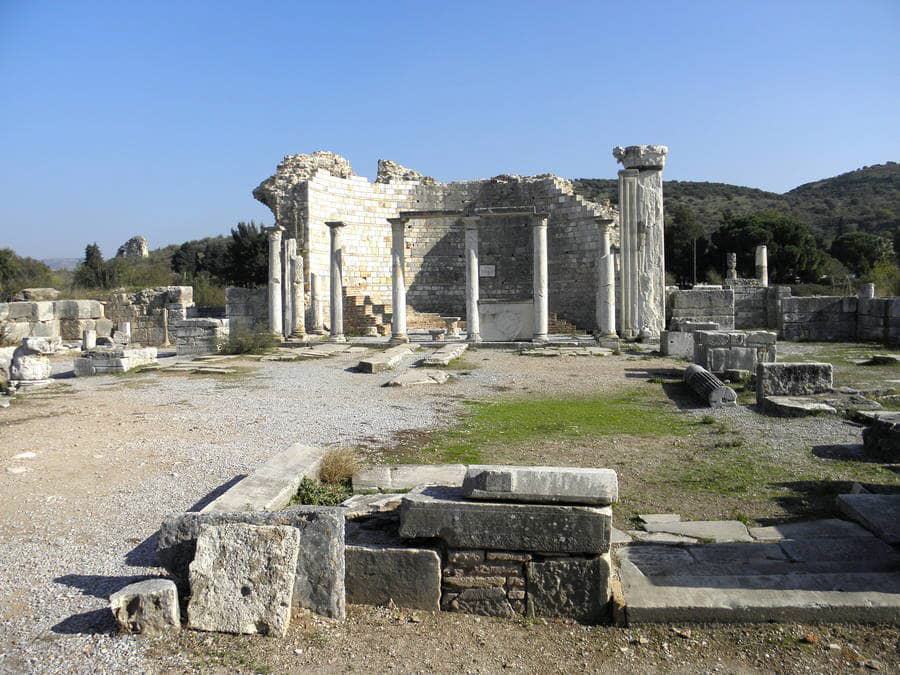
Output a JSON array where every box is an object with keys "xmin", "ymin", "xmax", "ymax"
[
  {"xmin": 462, "ymin": 465, "xmax": 618, "ymax": 505},
  {"xmin": 473, "ymin": 206, "xmax": 540, "ymax": 218},
  {"xmin": 398, "ymin": 209, "xmax": 465, "ymax": 219},
  {"xmin": 613, "ymin": 145, "xmax": 668, "ymax": 170},
  {"xmin": 399, "ymin": 486, "xmax": 612, "ymax": 553}
]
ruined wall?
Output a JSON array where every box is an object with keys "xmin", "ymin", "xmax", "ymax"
[
  {"xmin": 253, "ymin": 152, "xmax": 616, "ymax": 330},
  {"xmin": 780, "ymin": 296, "xmax": 900, "ymax": 345},
  {"xmin": 0, "ymin": 300, "xmax": 107, "ymax": 342},
  {"xmin": 104, "ymin": 287, "xmax": 194, "ymax": 346},
  {"xmin": 225, "ymin": 287, "xmax": 267, "ymax": 332},
  {"xmin": 666, "ymin": 287, "xmax": 735, "ymax": 330},
  {"xmin": 724, "ymin": 279, "xmax": 768, "ymax": 328}
]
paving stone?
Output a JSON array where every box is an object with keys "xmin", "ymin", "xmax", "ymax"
[
  {"xmin": 345, "ymin": 545, "xmax": 441, "ymax": 611},
  {"xmin": 526, "ymin": 555, "xmax": 611, "ymax": 624},
  {"xmin": 357, "ymin": 345, "xmax": 416, "ymax": 373},
  {"xmin": 341, "ymin": 493, "xmax": 403, "ymax": 519},
  {"xmin": 748, "ymin": 518, "xmax": 877, "ymax": 542},
  {"xmin": 837, "ymin": 494, "xmax": 900, "ymax": 544},
  {"xmin": 399, "ymin": 486, "xmax": 611, "ymax": 553},
  {"xmin": 109, "ymin": 578, "xmax": 180, "ymax": 635},
  {"xmin": 157, "ymin": 506, "xmax": 345, "ymax": 619},
  {"xmin": 779, "ymin": 537, "xmax": 899, "ymax": 564},
  {"xmin": 642, "ymin": 520, "xmax": 753, "ymax": 543},
  {"xmin": 202, "ymin": 443, "xmax": 327, "ymax": 513},
  {"xmin": 760, "ymin": 396, "xmax": 837, "ymax": 417},
  {"xmin": 422, "ymin": 343, "xmax": 468, "ymax": 366},
  {"xmin": 352, "ymin": 464, "xmax": 466, "ymax": 494},
  {"xmin": 385, "ymin": 368, "xmax": 451, "ymax": 387},
  {"xmin": 688, "ymin": 543, "xmax": 787, "ymax": 563},
  {"xmin": 461, "ymin": 465, "xmax": 618, "ymax": 505},
  {"xmin": 627, "ymin": 531, "xmax": 698, "ymax": 545},
  {"xmin": 611, "ymin": 528, "xmax": 632, "ymax": 545},
  {"xmin": 187, "ymin": 524, "xmax": 300, "ymax": 637},
  {"xmin": 638, "ymin": 514, "xmax": 681, "ymax": 524}
]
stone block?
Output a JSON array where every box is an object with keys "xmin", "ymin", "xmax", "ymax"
[
  {"xmin": 7, "ymin": 303, "xmax": 35, "ymax": 321},
  {"xmin": 756, "ymin": 362, "xmax": 833, "ymax": 402},
  {"xmin": 188, "ymin": 524, "xmax": 300, "ymax": 637},
  {"xmin": 478, "ymin": 300, "xmax": 533, "ymax": 341},
  {"xmin": 60, "ymin": 318, "xmax": 96, "ymax": 340},
  {"xmin": 345, "ymin": 545, "xmax": 441, "ymax": 611},
  {"xmin": 746, "ymin": 330, "xmax": 777, "ymax": 345},
  {"xmin": 385, "ymin": 368, "xmax": 451, "ymax": 387},
  {"xmin": 357, "ymin": 344, "xmax": 415, "ymax": 373},
  {"xmin": 837, "ymin": 494, "xmax": 900, "ymax": 544},
  {"xmin": 0, "ymin": 303, "xmax": 7, "ymax": 321},
  {"xmin": 451, "ymin": 587, "xmax": 516, "ymax": 617},
  {"xmin": 33, "ymin": 301, "xmax": 55, "ymax": 321},
  {"xmin": 96, "ymin": 318, "xmax": 114, "ymax": 337},
  {"xmin": 399, "ymin": 486, "xmax": 611, "ymax": 553},
  {"xmin": 461, "ymin": 465, "xmax": 618, "ymax": 505},
  {"xmin": 526, "ymin": 554, "xmax": 611, "ymax": 624},
  {"xmin": 660, "ymin": 330, "xmax": 693, "ymax": 358},
  {"xmin": 30, "ymin": 320, "xmax": 60, "ymax": 338},
  {"xmin": 22, "ymin": 336, "xmax": 61, "ymax": 354},
  {"xmin": 157, "ymin": 506, "xmax": 345, "ymax": 619},
  {"xmin": 352, "ymin": 463, "xmax": 466, "ymax": 493},
  {"xmin": 862, "ymin": 412, "xmax": 900, "ymax": 461},
  {"xmin": 641, "ymin": 520, "xmax": 753, "ymax": 542},
  {"xmin": 10, "ymin": 354, "xmax": 51, "ymax": 381},
  {"xmin": 761, "ymin": 396, "xmax": 837, "ymax": 417},
  {"xmin": 109, "ymin": 578, "xmax": 180, "ymax": 635},
  {"xmin": 54, "ymin": 299, "xmax": 104, "ymax": 319}
]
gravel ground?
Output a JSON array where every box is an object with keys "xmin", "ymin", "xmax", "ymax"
[{"xmin": 0, "ymin": 345, "xmax": 896, "ymax": 674}]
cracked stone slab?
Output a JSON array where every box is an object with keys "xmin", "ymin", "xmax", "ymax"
[
  {"xmin": 422, "ymin": 343, "xmax": 468, "ymax": 366},
  {"xmin": 638, "ymin": 514, "xmax": 681, "ymax": 524},
  {"xmin": 461, "ymin": 465, "xmax": 618, "ymax": 505},
  {"xmin": 641, "ymin": 520, "xmax": 753, "ymax": 542},
  {"xmin": 761, "ymin": 395, "xmax": 837, "ymax": 417},
  {"xmin": 352, "ymin": 464, "xmax": 466, "ymax": 494},
  {"xmin": 748, "ymin": 518, "xmax": 876, "ymax": 542},
  {"xmin": 837, "ymin": 494, "xmax": 900, "ymax": 545},
  {"xmin": 357, "ymin": 345, "xmax": 416, "ymax": 374},
  {"xmin": 385, "ymin": 368, "xmax": 451, "ymax": 387},
  {"xmin": 627, "ymin": 531, "xmax": 698, "ymax": 545}
]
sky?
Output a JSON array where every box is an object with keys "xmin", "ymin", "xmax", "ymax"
[{"xmin": 1, "ymin": 1, "xmax": 898, "ymax": 259}]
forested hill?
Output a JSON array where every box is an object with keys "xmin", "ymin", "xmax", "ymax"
[{"xmin": 573, "ymin": 161, "xmax": 900, "ymax": 245}]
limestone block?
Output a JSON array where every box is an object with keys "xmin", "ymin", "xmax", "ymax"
[
  {"xmin": 7, "ymin": 302, "xmax": 36, "ymax": 320},
  {"xmin": 345, "ymin": 545, "xmax": 441, "ymax": 611},
  {"xmin": 157, "ymin": 506, "xmax": 345, "ymax": 619},
  {"xmin": 73, "ymin": 357, "xmax": 95, "ymax": 377},
  {"xmin": 96, "ymin": 318, "xmax": 114, "ymax": 337},
  {"xmin": 30, "ymin": 320, "xmax": 60, "ymax": 338},
  {"xmin": 60, "ymin": 318, "xmax": 96, "ymax": 340},
  {"xmin": 1, "ymin": 321, "xmax": 31, "ymax": 343},
  {"xmin": 761, "ymin": 396, "xmax": 837, "ymax": 417},
  {"xmin": 357, "ymin": 345, "xmax": 415, "ymax": 373},
  {"xmin": 478, "ymin": 300, "xmax": 533, "ymax": 341},
  {"xmin": 451, "ymin": 587, "xmax": 516, "ymax": 618},
  {"xmin": 352, "ymin": 464, "xmax": 466, "ymax": 493},
  {"xmin": 756, "ymin": 362, "xmax": 833, "ymax": 403},
  {"xmin": 188, "ymin": 524, "xmax": 300, "ymax": 637},
  {"xmin": 399, "ymin": 486, "xmax": 612, "ymax": 553},
  {"xmin": 10, "ymin": 354, "xmax": 51, "ymax": 381},
  {"xmin": 33, "ymin": 301, "xmax": 55, "ymax": 321},
  {"xmin": 527, "ymin": 554, "xmax": 611, "ymax": 624},
  {"xmin": 837, "ymin": 493, "xmax": 900, "ymax": 544},
  {"xmin": 22, "ymin": 336, "xmax": 62, "ymax": 354},
  {"xmin": 862, "ymin": 413, "xmax": 900, "ymax": 462},
  {"xmin": 54, "ymin": 299, "xmax": 104, "ymax": 319},
  {"xmin": 0, "ymin": 304, "xmax": 7, "ymax": 321},
  {"xmin": 109, "ymin": 578, "xmax": 180, "ymax": 635},
  {"xmin": 660, "ymin": 330, "xmax": 694, "ymax": 358},
  {"xmin": 462, "ymin": 465, "xmax": 618, "ymax": 505}
]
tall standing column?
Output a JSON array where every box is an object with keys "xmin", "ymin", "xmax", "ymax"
[
  {"xmin": 389, "ymin": 218, "xmax": 410, "ymax": 344},
  {"xmin": 463, "ymin": 217, "xmax": 481, "ymax": 343},
  {"xmin": 532, "ymin": 215, "xmax": 549, "ymax": 342},
  {"xmin": 282, "ymin": 238, "xmax": 295, "ymax": 339},
  {"xmin": 614, "ymin": 145, "xmax": 668, "ymax": 338},
  {"xmin": 310, "ymin": 274, "xmax": 325, "ymax": 334},
  {"xmin": 267, "ymin": 225, "xmax": 284, "ymax": 338},
  {"xmin": 326, "ymin": 221, "xmax": 347, "ymax": 343},
  {"xmin": 291, "ymin": 248, "xmax": 306, "ymax": 338},
  {"xmin": 755, "ymin": 245, "xmax": 768, "ymax": 287},
  {"xmin": 595, "ymin": 217, "xmax": 616, "ymax": 337},
  {"xmin": 617, "ymin": 168, "xmax": 639, "ymax": 338}
]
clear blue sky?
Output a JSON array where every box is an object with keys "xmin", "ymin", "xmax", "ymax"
[{"xmin": 1, "ymin": 0, "xmax": 898, "ymax": 259}]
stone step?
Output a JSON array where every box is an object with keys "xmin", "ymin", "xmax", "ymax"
[{"xmin": 357, "ymin": 344, "xmax": 417, "ymax": 374}]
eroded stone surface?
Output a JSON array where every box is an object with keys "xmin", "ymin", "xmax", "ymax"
[
  {"xmin": 385, "ymin": 368, "xmax": 450, "ymax": 387},
  {"xmin": 188, "ymin": 524, "xmax": 300, "ymax": 637},
  {"xmin": 756, "ymin": 362, "xmax": 833, "ymax": 401},
  {"xmin": 461, "ymin": 465, "xmax": 618, "ymax": 505},
  {"xmin": 642, "ymin": 520, "xmax": 753, "ymax": 543},
  {"xmin": 345, "ymin": 545, "xmax": 441, "ymax": 611},
  {"xmin": 109, "ymin": 578, "xmax": 180, "ymax": 635},
  {"xmin": 526, "ymin": 555, "xmax": 611, "ymax": 624},
  {"xmin": 837, "ymin": 494, "xmax": 900, "ymax": 544},
  {"xmin": 352, "ymin": 464, "xmax": 466, "ymax": 494},
  {"xmin": 761, "ymin": 396, "xmax": 837, "ymax": 417}
]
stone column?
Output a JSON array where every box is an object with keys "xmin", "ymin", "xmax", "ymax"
[
  {"xmin": 859, "ymin": 283, "xmax": 875, "ymax": 300},
  {"xmin": 326, "ymin": 221, "xmax": 347, "ymax": 342},
  {"xmin": 595, "ymin": 217, "xmax": 616, "ymax": 337},
  {"xmin": 463, "ymin": 217, "xmax": 481, "ymax": 343},
  {"xmin": 614, "ymin": 145, "xmax": 668, "ymax": 337},
  {"xmin": 389, "ymin": 217, "xmax": 410, "ymax": 344},
  {"xmin": 267, "ymin": 225, "xmax": 284, "ymax": 337},
  {"xmin": 755, "ymin": 245, "xmax": 768, "ymax": 287},
  {"xmin": 532, "ymin": 215, "xmax": 549, "ymax": 342},
  {"xmin": 82, "ymin": 329, "xmax": 97, "ymax": 350},
  {"xmin": 282, "ymin": 237, "xmax": 295, "ymax": 339},
  {"xmin": 617, "ymin": 168, "xmax": 640, "ymax": 337},
  {"xmin": 310, "ymin": 273, "xmax": 326, "ymax": 335},
  {"xmin": 291, "ymin": 250, "xmax": 306, "ymax": 338}
]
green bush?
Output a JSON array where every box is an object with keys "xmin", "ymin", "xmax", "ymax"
[
  {"xmin": 293, "ymin": 477, "xmax": 352, "ymax": 506},
  {"xmin": 219, "ymin": 328, "xmax": 278, "ymax": 355}
]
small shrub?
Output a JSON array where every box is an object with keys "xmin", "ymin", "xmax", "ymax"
[
  {"xmin": 700, "ymin": 414, "xmax": 716, "ymax": 425},
  {"xmin": 318, "ymin": 447, "xmax": 360, "ymax": 485},
  {"xmin": 219, "ymin": 328, "xmax": 278, "ymax": 355},
  {"xmin": 294, "ymin": 477, "xmax": 351, "ymax": 506}
]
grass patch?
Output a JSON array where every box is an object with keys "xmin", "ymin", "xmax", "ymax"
[
  {"xmin": 411, "ymin": 386, "xmax": 692, "ymax": 464},
  {"xmin": 292, "ymin": 477, "xmax": 352, "ymax": 506},
  {"xmin": 318, "ymin": 447, "xmax": 360, "ymax": 484},
  {"xmin": 434, "ymin": 357, "xmax": 477, "ymax": 371},
  {"xmin": 218, "ymin": 328, "xmax": 279, "ymax": 355}
]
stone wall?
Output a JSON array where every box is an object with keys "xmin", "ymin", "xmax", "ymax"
[
  {"xmin": 104, "ymin": 287, "xmax": 194, "ymax": 346},
  {"xmin": 174, "ymin": 319, "xmax": 229, "ymax": 355},
  {"xmin": 724, "ymin": 278, "xmax": 768, "ymax": 328},
  {"xmin": 254, "ymin": 152, "xmax": 616, "ymax": 330},
  {"xmin": 666, "ymin": 287, "xmax": 735, "ymax": 330},
  {"xmin": 693, "ymin": 330, "xmax": 777, "ymax": 375},
  {"xmin": 225, "ymin": 287, "xmax": 268, "ymax": 332},
  {"xmin": 0, "ymin": 300, "xmax": 107, "ymax": 342}
]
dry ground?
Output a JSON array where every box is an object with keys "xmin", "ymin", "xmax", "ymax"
[{"xmin": 0, "ymin": 344, "xmax": 897, "ymax": 673}]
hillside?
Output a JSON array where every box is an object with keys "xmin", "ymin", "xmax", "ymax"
[{"xmin": 573, "ymin": 162, "xmax": 900, "ymax": 245}]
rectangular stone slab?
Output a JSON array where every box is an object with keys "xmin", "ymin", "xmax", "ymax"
[
  {"xmin": 399, "ymin": 486, "xmax": 611, "ymax": 553},
  {"xmin": 461, "ymin": 465, "xmax": 618, "ymax": 505},
  {"xmin": 527, "ymin": 554, "xmax": 612, "ymax": 624},
  {"xmin": 358, "ymin": 345, "xmax": 416, "ymax": 373},
  {"xmin": 642, "ymin": 520, "xmax": 753, "ymax": 542},
  {"xmin": 157, "ymin": 506, "xmax": 345, "ymax": 619},
  {"xmin": 837, "ymin": 494, "xmax": 900, "ymax": 544},
  {"xmin": 345, "ymin": 545, "xmax": 441, "ymax": 611},
  {"xmin": 422, "ymin": 343, "xmax": 468, "ymax": 367},
  {"xmin": 352, "ymin": 464, "xmax": 467, "ymax": 494}
]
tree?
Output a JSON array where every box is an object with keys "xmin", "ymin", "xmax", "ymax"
[
  {"xmin": 223, "ymin": 222, "xmax": 268, "ymax": 287},
  {"xmin": 0, "ymin": 248, "xmax": 22, "ymax": 298},
  {"xmin": 664, "ymin": 204, "xmax": 708, "ymax": 286},
  {"xmin": 0, "ymin": 248, "xmax": 58, "ymax": 300},
  {"xmin": 74, "ymin": 243, "xmax": 109, "ymax": 288},
  {"xmin": 710, "ymin": 211, "xmax": 824, "ymax": 283},
  {"xmin": 829, "ymin": 231, "xmax": 893, "ymax": 276}
]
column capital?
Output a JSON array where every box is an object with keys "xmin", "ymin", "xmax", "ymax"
[
  {"xmin": 531, "ymin": 213, "xmax": 549, "ymax": 227},
  {"xmin": 461, "ymin": 216, "xmax": 480, "ymax": 230},
  {"xmin": 387, "ymin": 216, "xmax": 410, "ymax": 226},
  {"xmin": 325, "ymin": 220, "xmax": 347, "ymax": 229},
  {"xmin": 267, "ymin": 225, "xmax": 285, "ymax": 241},
  {"xmin": 594, "ymin": 215, "xmax": 615, "ymax": 230},
  {"xmin": 613, "ymin": 144, "xmax": 668, "ymax": 170}
]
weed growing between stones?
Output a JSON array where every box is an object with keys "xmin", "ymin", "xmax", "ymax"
[
  {"xmin": 318, "ymin": 447, "xmax": 359, "ymax": 484},
  {"xmin": 293, "ymin": 477, "xmax": 352, "ymax": 506},
  {"xmin": 218, "ymin": 328, "xmax": 278, "ymax": 355}
]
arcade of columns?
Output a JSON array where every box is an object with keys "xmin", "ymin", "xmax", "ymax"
[{"xmin": 266, "ymin": 145, "xmax": 669, "ymax": 342}]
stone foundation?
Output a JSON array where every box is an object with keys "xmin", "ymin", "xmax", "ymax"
[
  {"xmin": 74, "ymin": 347, "xmax": 158, "ymax": 376},
  {"xmin": 174, "ymin": 318, "xmax": 229, "ymax": 355},
  {"xmin": 693, "ymin": 330, "xmax": 776, "ymax": 375}
]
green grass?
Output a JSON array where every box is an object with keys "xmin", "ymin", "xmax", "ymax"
[{"xmin": 416, "ymin": 387, "xmax": 692, "ymax": 464}]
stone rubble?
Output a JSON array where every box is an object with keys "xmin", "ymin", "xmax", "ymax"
[{"xmin": 108, "ymin": 578, "xmax": 180, "ymax": 635}]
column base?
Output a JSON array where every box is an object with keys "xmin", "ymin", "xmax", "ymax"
[
  {"xmin": 328, "ymin": 335, "xmax": 347, "ymax": 343},
  {"xmin": 389, "ymin": 334, "xmax": 410, "ymax": 345},
  {"xmin": 532, "ymin": 334, "xmax": 550, "ymax": 343},
  {"xmin": 467, "ymin": 333, "xmax": 482, "ymax": 344},
  {"xmin": 310, "ymin": 328, "xmax": 326, "ymax": 335}
]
